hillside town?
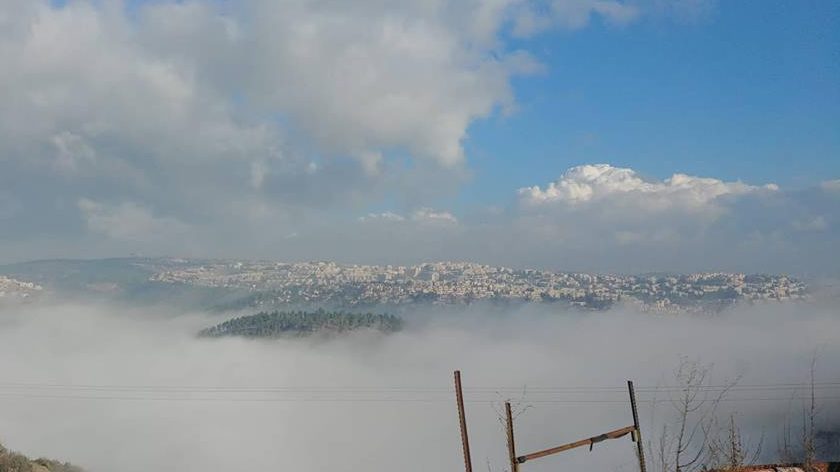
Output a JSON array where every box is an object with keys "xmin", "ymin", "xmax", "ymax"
[{"xmin": 150, "ymin": 260, "xmax": 808, "ymax": 312}]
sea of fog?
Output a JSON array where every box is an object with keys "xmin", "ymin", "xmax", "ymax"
[{"xmin": 0, "ymin": 302, "xmax": 838, "ymax": 472}]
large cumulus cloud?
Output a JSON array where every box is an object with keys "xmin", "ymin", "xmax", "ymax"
[
  {"xmin": 514, "ymin": 164, "xmax": 780, "ymax": 248},
  {"xmin": 518, "ymin": 164, "xmax": 778, "ymax": 208},
  {"xmin": 0, "ymin": 0, "xmax": 647, "ymax": 261},
  {"xmin": 504, "ymin": 165, "xmax": 838, "ymax": 273}
]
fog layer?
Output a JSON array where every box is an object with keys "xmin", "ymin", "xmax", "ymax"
[{"xmin": 0, "ymin": 302, "xmax": 838, "ymax": 472}]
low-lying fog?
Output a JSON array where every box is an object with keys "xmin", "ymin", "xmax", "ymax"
[{"xmin": 0, "ymin": 302, "xmax": 838, "ymax": 472}]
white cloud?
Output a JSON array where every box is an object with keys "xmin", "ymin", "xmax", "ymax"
[
  {"xmin": 501, "ymin": 165, "xmax": 806, "ymax": 271},
  {"xmin": 411, "ymin": 208, "xmax": 459, "ymax": 224},
  {"xmin": 513, "ymin": 0, "xmax": 640, "ymax": 36},
  {"xmin": 136, "ymin": 0, "xmax": 543, "ymax": 168},
  {"xmin": 0, "ymin": 1, "xmax": 283, "ymax": 191},
  {"xmin": 359, "ymin": 208, "xmax": 458, "ymax": 224},
  {"xmin": 518, "ymin": 164, "xmax": 776, "ymax": 211},
  {"xmin": 359, "ymin": 212, "xmax": 407, "ymax": 223},
  {"xmin": 0, "ymin": 0, "xmax": 615, "ymax": 262},
  {"xmin": 77, "ymin": 198, "xmax": 191, "ymax": 243},
  {"xmin": 0, "ymin": 0, "xmax": 651, "ymax": 188}
]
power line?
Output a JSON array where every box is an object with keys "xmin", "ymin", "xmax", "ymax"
[
  {"xmin": 0, "ymin": 381, "xmax": 836, "ymax": 393},
  {"xmin": 0, "ymin": 380, "xmax": 837, "ymax": 406},
  {"xmin": 0, "ymin": 392, "xmax": 837, "ymax": 404}
]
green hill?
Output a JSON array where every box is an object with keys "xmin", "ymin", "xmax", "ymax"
[{"xmin": 199, "ymin": 309, "xmax": 403, "ymax": 338}]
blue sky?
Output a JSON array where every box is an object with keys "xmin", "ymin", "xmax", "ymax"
[{"xmin": 462, "ymin": 0, "xmax": 839, "ymax": 208}]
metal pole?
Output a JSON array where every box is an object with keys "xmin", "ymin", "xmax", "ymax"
[
  {"xmin": 627, "ymin": 380, "xmax": 647, "ymax": 472},
  {"xmin": 505, "ymin": 402, "xmax": 519, "ymax": 472},
  {"xmin": 455, "ymin": 371, "xmax": 473, "ymax": 472}
]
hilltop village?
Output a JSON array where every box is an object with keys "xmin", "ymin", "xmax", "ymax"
[{"xmin": 150, "ymin": 260, "xmax": 807, "ymax": 312}]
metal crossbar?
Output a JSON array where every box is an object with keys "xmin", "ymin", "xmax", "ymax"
[{"xmin": 517, "ymin": 425, "xmax": 636, "ymax": 463}]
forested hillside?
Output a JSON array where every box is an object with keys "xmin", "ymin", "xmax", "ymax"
[{"xmin": 199, "ymin": 310, "xmax": 403, "ymax": 338}]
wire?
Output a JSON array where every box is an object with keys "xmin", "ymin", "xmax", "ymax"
[
  {"xmin": 0, "ymin": 381, "xmax": 837, "ymax": 404},
  {"xmin": 0, "ymin": 391, "xmax": 836, "ymax": 404},
  {"xmin": 0, "ymin": 381, "xmax": 836, "ymax": 393},
  {"xmin": 0, "ymin": 393, "xmax": 837, "ymax": 404}
]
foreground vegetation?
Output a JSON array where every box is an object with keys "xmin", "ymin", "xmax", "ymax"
[
  {"xmin": 0, "ymin": 443, "xmax": 82, "ymax": 472},
  {"xmin": 199, "ymin": 309, "xmax": 404, "ymax": 338}
]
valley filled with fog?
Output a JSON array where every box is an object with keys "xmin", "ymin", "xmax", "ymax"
[{"xmin": 0, "ymin": 301, "xmax": 837, "ymax": 472}]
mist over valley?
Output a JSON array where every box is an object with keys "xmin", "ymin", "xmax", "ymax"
[{"xmin": 0, "ymin": 291, "xmax": 838, "ymax": 472}]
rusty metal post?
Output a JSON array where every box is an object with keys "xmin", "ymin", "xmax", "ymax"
[
  {"xmin": 505, "ymin": 402, "xmax": 519, "ymax": 472},
  {"xmin": 454, "ymin": 371, "xmax": 473, "ymax": 472},
  {"xmin": 627, "ymin": 380, "xmax": 647, "ymax": 472}
]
